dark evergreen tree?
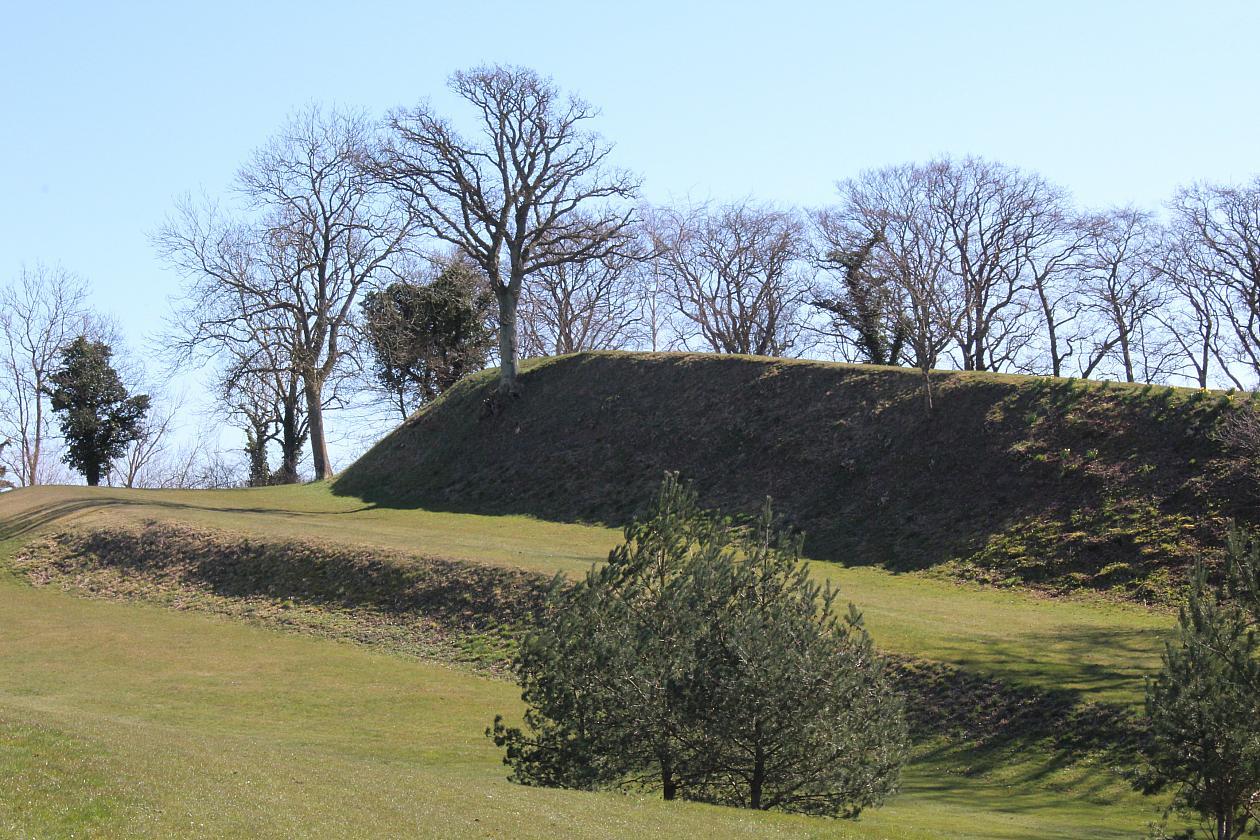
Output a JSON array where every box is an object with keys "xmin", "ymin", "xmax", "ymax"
[
  {"xmin": 490, "ymin": 474, "xmax": 908, "ymax": 817},
  {"xmin": 46, "ymin": 336, "xmax": 150, "ymax": 486},
  {"xmin": 681, "ymin": 502, "xmax": 908, "ymax": 815},
  {"xmin": 1142, "ymin": 552, "xmax": 1260, "ymax": 840},
  {"xmin": 361, "ymin": 259, "xmax": 495, "ymax": 419},
  {"xmin": 813, "ymin": 233, "xmax": 908, "ymax": 366},
  {"xmin": 0, "ymin": 438, "xmax": 11, "ymax": 490}
]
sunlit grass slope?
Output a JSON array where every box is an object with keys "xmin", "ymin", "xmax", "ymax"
[
  {"xmin": 1, "ymin": 573, "xmax": 1164, "ymax": 839},
  {"xmin": 1, "ymin": 482, "xmax": 1173, "ymax": 707}
]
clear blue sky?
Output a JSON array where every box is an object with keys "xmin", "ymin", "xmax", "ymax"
[{"xmin": 2, "ymin": 0, "xmax": 1257, "ymax": 460}]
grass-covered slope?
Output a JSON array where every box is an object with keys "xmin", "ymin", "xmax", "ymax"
[
  {"xmin": 0, "ymin": 489, "xmax": 1174, "ymax": 838},
  {"xmin": 338, "ymin": 352, "xmax": 1254, "ymax": 600},
  {"xmin": 0, "ymin": 484, "xmax": 1175, "ymax": 706},
  {"xmin": 1, "ymin": 573, "xmax": 1166, "ymax": 839}
]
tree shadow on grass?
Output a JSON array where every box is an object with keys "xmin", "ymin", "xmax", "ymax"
[{"xmin": 917, "ymin": 624, "xmax": 1172, "ymax": 705}]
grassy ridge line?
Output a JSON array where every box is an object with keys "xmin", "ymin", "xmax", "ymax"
[
  {"xmin": 0, "ymin": 483, "xmax": 1174, "ymax": 706},
  {"xmin": 337, "ymin": 351, "xmax": 1252, "ymax": 601},
  {"xmin": 0, "ymin": 543, "xmax": 1169, "ymax": 838}
]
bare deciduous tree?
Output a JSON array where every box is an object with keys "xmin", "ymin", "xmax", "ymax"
[
  {"xmin": 112, "ymin": 391, "xmax": 180, "ymax": 488},
  {"xmin": 652, "ymin": 200, "xmax": 810, "ymax": 357},
  {"xmin": 1168, "ymin": 180, "xmax": 1260, "ymax": 388},
  {"xmin": 1074, "ymin": 208, "xmax": 1169, "ymax": 382},
  {"xmin": 929, "ymin": 157, "xmax": 1063, "ymax": 373},
  {"xmin": 824, "ymin": 164, "xmax": 956, "ymax": 409},
  {"xmin": 1021, "ymin": 211, "xmax": 1092, "ymax": 378},
  {"xmin": 158, "ymin": 105, "xmax": 413, "ymax": 479},
  {"xmin": 371, "ymin": 65, "xmax": 640, "ymax": 394},
  {"xmin": 1156, "ymin": 232, "xmax": 1225, "ymax": 388},
  {"xmin": 518, "ymin": 226, "xmax": 649, "ymax": 357},
  {"xmin": 0, "ymin": 264, "xmax": 99, "ymax": 486}
]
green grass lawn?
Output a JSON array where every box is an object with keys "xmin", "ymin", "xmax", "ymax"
[
  {"xmin": 1, "ymin": 482, "xmax": 1185, "ymax": 837},
  {"xmin": 0, "ymin": 573, "xmax": 1166, "ymax": 839},
  {"xmin": 1, "ymin": 483, "xmax": 1175, "ymax": 707}
]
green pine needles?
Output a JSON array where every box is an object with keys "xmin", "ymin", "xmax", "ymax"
[
  {"xmin": 489, "ymin": 473, "xmax": 908, "ymax": 817},
  {"xmin": 1142, "ymin": 528, "xmax": 1260, "ymax": 840}
]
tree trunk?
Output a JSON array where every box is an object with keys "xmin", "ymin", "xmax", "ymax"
[
  {"xmin": 497, "ymin": 289, "xmax": 521, "ymax": 394},
  {"xmin": 1037, "ymin": 285, "xmax": 1062, "ymax": 377},
  {"xmin": 660, "ymin": 755, "xmax": 676, "ymax": 801},
  {"xmin": 303, "ymin": 377, "xmax": 331, "ymax": 480},
  {"xmin": 276, "ymin": 385, "xmax": 303, "ymax": 484},
  {"xmin": 245, "ymin": 425, "xmax": 270, "ymax": 487},
  {"xmin": 29, "ymin": 390, "xmax": 43, "ymax": 485},
  {"xmin": 86, "ymin": 462, "xmax": 100, "ymax": 487},
  {"xmin": 1118, "ymin": 325, "xmax": 1135, "ymax": 383},
  {"xmin": 749, "ymin": 744, "xmax": 766, "ymax": 810}
]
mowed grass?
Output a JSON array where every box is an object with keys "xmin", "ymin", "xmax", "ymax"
[
  {"xmin": 1, "ymin": 483, "xmax": 1175, "ymax": 707},
  {"xmin": 1, "ymin": 573, "xmax": 1165, "ymax": 839}
]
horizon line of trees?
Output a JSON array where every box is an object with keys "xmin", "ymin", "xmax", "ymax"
[{"xmin": 6, "ymin": 63, "xmax": 1260, "ymax": 489}]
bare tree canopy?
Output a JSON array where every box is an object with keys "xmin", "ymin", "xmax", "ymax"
[
  {"xmin": 819, "ymin": 165, "xmax": 955, "ymax": 409},
  {"xmin": 157, "ymin": 105, "xmax": 415, "ymax": 479},
  {"xmin": 370, "ymin": 65, "xmax": 641, "ymax": 393},
  {"xmin": 923, "ymin": 157, "xmax": 1066, "ymax": 372},
  {"xmin": 1074, "ymin": 208, "xmax": 1170, "ymax": 382},
  {"xmin": 518, "ymin": 224, "xmax": 650, "ymax": 357},
  {"xmin": 0, "ymin": 264, "xmax": 100, "ymax": 486},
  {"xmin": 651, "ymin": 200, "xmax": 810, "ymax": 358},
  {"xmin": 1168, "ymin": 179, "xmax": 1260, "ymax": 387}
]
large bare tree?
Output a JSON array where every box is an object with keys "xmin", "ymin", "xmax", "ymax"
[
  {"xmin": 1168, "ymin": 179, "xmax": 1260, "ymax": 388},
  {"xmin": 1156, "ymin": 231, "xmax": 1225, "ymax": 388},
  {"xmin": 929, "ymin": 157, "xmax": 1063, "ymax": 373},
  {"xmin": 158, "ymin": 105, "xmax": 414, "ymax": 479},
  {"xmin": 370, "ymin": 65, "xmax": 640, "ymax": 393},
  {"xmin": 0, "ymin": 264, "xmax": 98, "ymax": 486},
  {"xmin": 823, "ymin": 164, "xmax": 956, "ymax": 409},
  {"xmin": 651, "ymin": 200, "xmax": 810, "ymax": 357},
  {"xmin": 1074, "ymin": 208, "xmax": 1170, "ymax": 382}
]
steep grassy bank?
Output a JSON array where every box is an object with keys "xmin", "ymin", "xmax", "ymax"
[{"xmin": 338, "ymin": 352, "xmax": 1255, "ymax": 600}]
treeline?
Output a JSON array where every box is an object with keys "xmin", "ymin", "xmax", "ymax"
[{"xmin": 4, "ymin": 63, "xmax": 1260, "ymax": 488}]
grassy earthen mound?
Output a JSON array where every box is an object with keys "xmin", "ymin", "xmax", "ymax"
[{"xmin": 337, "ymin": 351, "xmax": 1257, "ymax": 600}]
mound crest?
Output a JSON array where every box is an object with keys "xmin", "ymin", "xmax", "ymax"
[{"xmin": 336, "ymin": 351, "xmax": 1256, "ymax": 600}]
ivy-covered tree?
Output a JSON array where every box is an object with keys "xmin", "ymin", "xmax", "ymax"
[
  {"xmin": 812, "ymin": 232, "xmax": 908, "ymax": 366},
  {"xmin": 1141, "ymin": 540, "xmax": 1260, "ymax": 840},
  {"xmin": 361, "ymin": 259, "xmax": 495, "ymax": 419},
  {"xmin": 489, "ymin": 474, "xmax": 907, "ymax": 817},
  {"xmin": 46, "ymin": 337, "xmax": 150, "ymax": 486},
  {"xmin": 0, "ymin": 438, "xmax": 12, "ymax": 490}
]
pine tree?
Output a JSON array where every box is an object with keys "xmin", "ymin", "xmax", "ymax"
[
  {"xmin": 489, "ymin": 474, "xmax": 908, "ymax": 816},
  {"xmin": 1142, "ymin": 557, "xmax": 1260, "ymax": 840}
]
